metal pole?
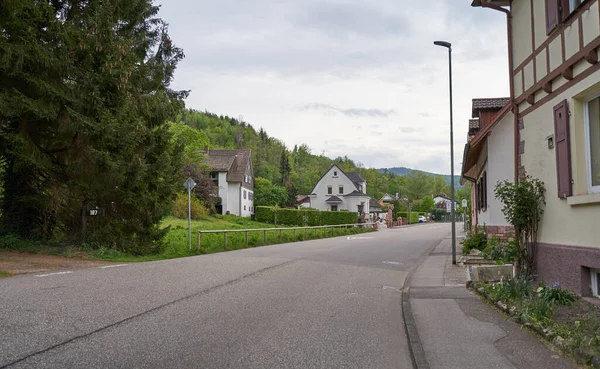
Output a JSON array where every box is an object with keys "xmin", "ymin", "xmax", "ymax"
[
  {"xmin": 448, "ymin": 46, "xmax": 457, "ymax": 265},
  {"xmin": 188, "ymin": 187, "xmax": 192, "ymax": 253}
]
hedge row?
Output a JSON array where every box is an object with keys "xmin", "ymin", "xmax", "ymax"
[
  {"xmin": 396, "ymin": 212, "xmax": 426, "ymax": 224},
  {"xmin": 255, "ymin": 206, "xmax": 358, "ymax": 226}
]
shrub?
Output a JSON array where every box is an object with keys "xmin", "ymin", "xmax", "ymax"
[
  {"xmin": 396, "ymin": 212, "xmax": 424, "ymax": 224},
  {"xmin": 538, "ymin": 282, "xmax": 576, "ymax": 306},
  {"xmin": 483, "ymin": 236, "xmax": 519, "ymax": 264},
  {"xmin": 255, "ymin": 207, "xmax": 357, "ymax": 226},
  {"xmin": 0, "ymin": 234, "xmax": 25, "ymax": 250},
  {"xmin": 461, "ymin": 225, "xmax": 487, "ymax": 254},
  {"xmin": 255, "ymin": 206, "xmax": 275, "ymax": 223},
  {"xmin": 172, "ymin": 193, "xmax": 208, "ymax": 220}
]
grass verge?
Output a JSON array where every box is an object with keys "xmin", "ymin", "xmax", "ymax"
[
  {"xmin": 0, "ymin": 270, "xmax": 12, "ymax": 277},
  {"xmin": 470, "ymin": 277, "xmax": 600, "ymax": 366},
  {"xmin": 0, "ymin": 215, "xmax": 375, "ymax": 263}
]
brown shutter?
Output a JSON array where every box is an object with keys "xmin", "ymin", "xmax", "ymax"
[
  {"xmin": 553, "ymin": 100, "xmax": 572, "ymax": 198},
  {"xmin": 560, "ymin": 0, "xmax": 570, "ymax": 23},
  {"xmin": 546, "ymin": 0, "xmax": 560, "ymax": 34}
]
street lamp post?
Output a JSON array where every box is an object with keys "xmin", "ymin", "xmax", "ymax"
[{"xmin": 434, "ymin": 40, "xmax": 457, "ymax": 265}]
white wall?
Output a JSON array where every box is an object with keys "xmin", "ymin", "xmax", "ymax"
[
  {"xmin": 311, "ymin": 166, "xmax": 360, "ymax": 211},
  {"xmin": 227, "ymin": 183, "xmax": 240, "ymax": 216},
  {"xmin": 487, "ymin": 112, "xmax": 515, "ymax": 226},
  {"xmin": 240, "ymin": 188, "xmax": 253, "ymax": 217},
  {"xmin": 217, "ymin": 172, "xmax": 228, "ymax": 215}
]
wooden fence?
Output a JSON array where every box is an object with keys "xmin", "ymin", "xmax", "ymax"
[{"xmin": 197, "ymin": 223, "xmax": 375, "ymax": 251}]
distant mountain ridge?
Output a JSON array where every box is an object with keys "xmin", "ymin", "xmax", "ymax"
[{"xmin": 378, "ymin": 167, "xmax": 463, "ymax": 188}]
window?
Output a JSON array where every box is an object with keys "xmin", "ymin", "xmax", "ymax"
[
  {"xmin": 331, "ymin": 205, "xmax": 338, "ymax": 211},
  {"xmin": 244, "ymin": 205, "xmax": 246, "ymax": 211},
  {"xmin": 569, "ymin": 0, "xmax": 583, "ymax": 12},
  {"xmin": 338, "ymin": 185, "xmax": 344, "ymax": 194},
  {"xmin": 585, "ymin": 95, "xmax": 600, "ymax": 193},
  {"xmin": 592, "ymin": 269, "xmax": 600, "ymax": 297},
  {"xmin": 546, "ymin": 0, "xmax": 583, "ymax": 34},
  {"xmin": 333, "ymin": 171, "xmax": 338, "ymax": 177},
  {"xmin": 209, "ymin": 172, "xmax": 218, "ymax": 185},
  {"xmin": 327, "ymin": 186, "xmax": 332, "ymax": 194},
  {"xmin": 249, "ymin": 192, "xmax": 253, "ymax": 201},
  {"xmin": 476, "ymin": 172, "xmax": 487, "ymax": 211},
  {"xmin": 243, "ymin": 190, "xmax": 247, "ymax": 199}
]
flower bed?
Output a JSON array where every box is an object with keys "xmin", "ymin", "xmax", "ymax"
[{"xmin": 469, "ymin": 277, "xmax": 600, "ymax": 367}]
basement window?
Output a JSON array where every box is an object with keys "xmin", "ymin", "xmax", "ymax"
[{"xmin": 592, "ymin": 269, "xmax": 600, "ymax": 297}]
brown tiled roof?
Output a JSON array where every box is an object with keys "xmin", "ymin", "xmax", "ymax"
[
  {"xmin": 205, "ymin": 149, "xmax": 252, "ymax": 183},
  {"xmin": 469, "ymin": 119, "xmax": 480, "ymax": 129},
  {"xmin": 472, "ymin": 97, "xmax": 510, "ymax": 117}
]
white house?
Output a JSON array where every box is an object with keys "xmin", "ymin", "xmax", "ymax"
[
  {"xmin": 379, "ymin": 193, "xmax": 394, "ymax": 205},
  {"xmin": 307, "ymin": 165, "xmax": 371, "ymax": 214},
  {"xmin": 433, "ymin": 194, "xmax": 451, "ymax": 208},
  {"xmin": 205, "ymin": 149, "xmax": 254, "ymax": 217},
  {"xmin": 461, "ymin": 97, "xmax": 515, "ymax": 237}
]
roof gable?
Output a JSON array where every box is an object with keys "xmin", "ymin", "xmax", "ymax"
[
  {"xmin": 205, "ymin": 149, "xmax": 252, "ymax": 183},
  {"xmin": 310, "ymin": 164, "xmax": 360, "ymax": 194}
]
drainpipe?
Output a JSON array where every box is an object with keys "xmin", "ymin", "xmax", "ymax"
[{"xmin": 480, "ymin": 0, "xmax": 519, "ymax": 183}]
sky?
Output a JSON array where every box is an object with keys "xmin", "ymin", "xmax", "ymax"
[{"xmin": 156, "ymin": 0, "xmax": 510, "ymax": 175}]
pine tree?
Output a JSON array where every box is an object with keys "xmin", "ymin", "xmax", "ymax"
[{"xmin": 0, "ymin": 0, "xmax": 188, "ymax": 253}]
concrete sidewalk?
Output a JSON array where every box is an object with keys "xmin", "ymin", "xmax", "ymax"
[{"xmin": 405, "ymin": 233, "xmax": 577, "ymax": 369}]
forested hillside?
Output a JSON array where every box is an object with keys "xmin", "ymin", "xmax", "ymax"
[{"xmin": 173, "ymin": 109, "xmax": 471, "ymax": 209}]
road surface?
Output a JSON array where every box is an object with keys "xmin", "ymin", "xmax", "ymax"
[{"xmin": 0, "ymin": 223, "xmax": 451, "ymax": 369}]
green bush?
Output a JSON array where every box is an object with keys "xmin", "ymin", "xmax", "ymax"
[
  {"xmin": 0, "ymin": 234, "xmax": 26, "ymax": 250},
  {"xmin": 396, "ymin": 212, "xmax": 424, "ymax": 224},
  {"xmin": 538, "ymin": 283, "xmax": 576, "ymax": 306},
  {"xmin": 255, "ymin": 207, "xmax": 357, "ymax": 226},
  {"xmin": 483, "ymin": 236, "xmax": 519, "ymax": 264},
  {"xmin": 461, "ymin": 225, "xmax": 487, "ymax": 254},
  {"xmin": 172, "ymin": 193, "xmax": 208, "ymax": 220}
]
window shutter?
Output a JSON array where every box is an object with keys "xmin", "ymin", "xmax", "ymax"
[
  {"xmin": 553, "ymin": 100, "xmax": 572, "ymax": 198},
  {"xmin": 560, "ymin": 0, "xmax": 570, "ymax": 23},
  {"xmin": 546, "ymin": 0, "xmax": 560, "ymax": 34}
]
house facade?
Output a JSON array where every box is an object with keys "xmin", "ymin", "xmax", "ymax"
[
  {"xmin": 308, "ymin": 165, "xmax": 371, "ymax": 214},
  {"xmin": 461, "ymin": 97, "xmax": 515, "ymax": 237},
  {"xmin": 433, "ymin": 194, "xmax": 452, "ymax": 209},
  {"xmin": 473, "ymin": 0, "xmax": 600, "ymax": 296},
  {"xmin": 205, "ymin": 149, "xmax": 254, "ymax": 217}
]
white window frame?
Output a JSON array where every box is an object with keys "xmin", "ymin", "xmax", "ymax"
[
  {"xmin": 327, "ymin": 186, "xmax": 332, "ymax": 195},
  {"xmin": 338, "ymin": 185, "xmax": 344, "ymax": 194},
  {"xmin": 333, "ymin": 171, "xmax": 338, "ymax": 177},
  {"xmin": 592, "ymin": 269, "xmax": 600, "ymax": 297},
  {"xmin": 584, "ymin": 93, "xmax": 600, "ymax": 194}
]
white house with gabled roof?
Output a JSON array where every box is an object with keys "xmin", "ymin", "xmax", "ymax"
[{"xmin": 307, "ymin": 165, "xmax": 371, "ymax": 214}]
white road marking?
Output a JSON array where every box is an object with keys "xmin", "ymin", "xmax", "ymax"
[
  {"xmin": 382, "ymin": 261, "xmax": 403, "ymax": 265},
  {"xmin": 346, "ymin": 236, "xmax": 374, "ymax": 240},
  {"xmin": 98, "ymin": 264, "xmax": 127, "ymax": 269},
  {"xmin": 35, "ymin": 271, "xmax": 73, "ymax": 278}
]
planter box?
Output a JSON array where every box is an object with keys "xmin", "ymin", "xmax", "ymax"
[{"xmin": 469, "ymin": 264, "xmax": 513, "ymax": 282}]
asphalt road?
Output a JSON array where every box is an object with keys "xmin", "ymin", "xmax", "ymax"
[{"xmin": 0, "ymin": 223, "xmax": 451, "ymax": 369}]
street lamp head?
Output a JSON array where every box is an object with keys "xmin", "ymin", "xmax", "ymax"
[{"xmin": 434, "ymin": 40, "xmax": 452, "ymax": 49}]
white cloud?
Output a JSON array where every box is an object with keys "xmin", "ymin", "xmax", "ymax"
[{"xmin": 157, "ymin": 0, "xmax": 510, "ymax": 174}]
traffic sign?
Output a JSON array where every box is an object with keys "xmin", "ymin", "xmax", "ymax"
[
  {"xmin": 184, "ymin": 177, "xmax": 196, "ymax": 191},
  {"xmin": 462, "ymin": 199, "xmax": 468, "ymax": 208}
]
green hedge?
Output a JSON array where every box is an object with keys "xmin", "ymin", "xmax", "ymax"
[
  {"xmin": 255, "ymin": 206, "xmax": 358, "ymax": 226},
  {"xmin": 396, "ymin": 212, "xmax": 426, "ymax": 224},
  {"xmin": 255, "ymin": 206, "xmax": 275, "ymax": 223}
]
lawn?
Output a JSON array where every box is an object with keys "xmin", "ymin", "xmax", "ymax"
[{"xmin": 88, "ymin": 215, "xmax": 375, "ymax": 262}]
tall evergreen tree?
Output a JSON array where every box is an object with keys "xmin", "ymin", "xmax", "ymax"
[{"xmin": 0, "ymin": 0, "xmax": 187, "ymax": 253}]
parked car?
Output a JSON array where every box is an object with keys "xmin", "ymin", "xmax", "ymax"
[{"xmin": 418, "ymin": 215, "xmax": 427, "ymax": 223}]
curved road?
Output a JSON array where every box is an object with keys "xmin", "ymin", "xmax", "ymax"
[{"xmin": 0, "ymin": 223, "xmax": 451, "ymax": 369}]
